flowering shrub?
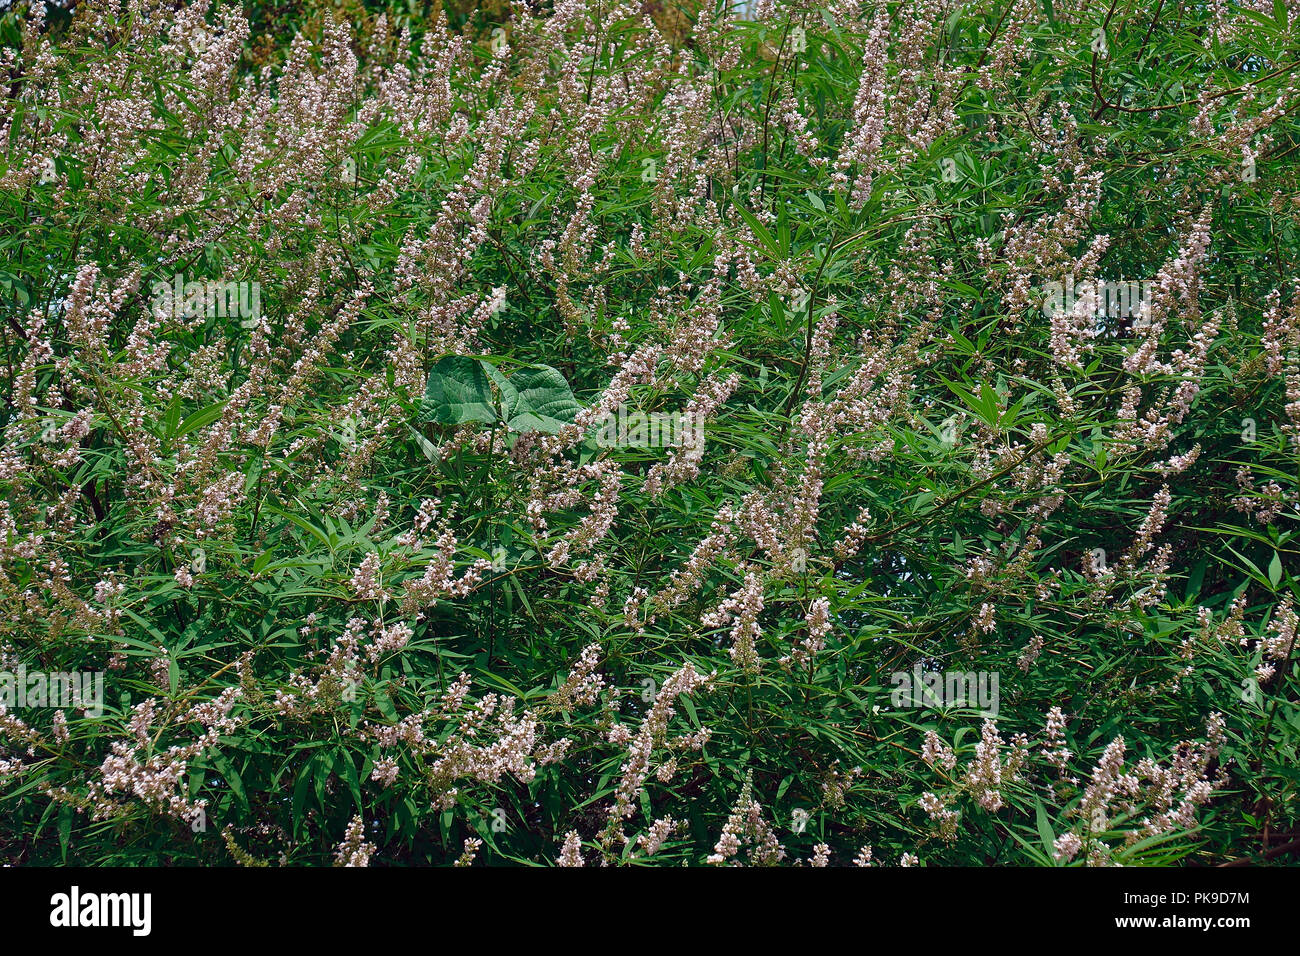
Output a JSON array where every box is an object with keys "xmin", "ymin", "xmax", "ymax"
[{"xmin": 2, "ymin": 0, "xmax": 1299, "ymax": 867}]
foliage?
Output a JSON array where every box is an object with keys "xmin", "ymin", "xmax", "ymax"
[{"xmin": 2, "ymin": 0, "xmax": 1300, "ymax": 867}]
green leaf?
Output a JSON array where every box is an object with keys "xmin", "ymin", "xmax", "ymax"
[
  {"xmin": 1035, "ymin": 797, "xmax": 1057, "ymax": 862},
  {"xmin": 175, "ymin": 400, "xmax": 227, "ymax": 439},
  {"xmin": 409, "ymin": 425, "xmax": 440, "ymax": 463},
  {"xmin": 480, "ymin": 360, "xmax": 519, "ymax": 413},
  {"xmin": 420, "ymin": 356, "xmax": 498, "ymax": 425},
  {"xmin": 59, "ymin": 804, "xmax": 73, "ymax": 861},
  {"xmin": 503, "ymin": 364, "xmax": 580, "ymax": 434},
  {"xmin": 212, "ymin": 754, "xmax": 248, "ymax": 810},
  {"xmin": 292, "ymin": 755, "xmax": 316, "ymax": 839}
]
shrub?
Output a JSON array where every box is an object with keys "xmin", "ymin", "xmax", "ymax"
[{"xmin": 1, "ymin": 0, "xmax": 1299, "ymax": 866}]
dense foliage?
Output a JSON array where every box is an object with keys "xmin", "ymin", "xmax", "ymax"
[{"xmin": 2, "ymin": 0, "xmax": 1300, "ymax": 866}]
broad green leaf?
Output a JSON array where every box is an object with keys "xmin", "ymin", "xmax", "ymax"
[
  {"xmin": 420, "ymin": 355, "xmax": 498, "ymax": 425},
  {"xmin": 503, "ymin": 364, "xmax": 580, "ymax": 434}
]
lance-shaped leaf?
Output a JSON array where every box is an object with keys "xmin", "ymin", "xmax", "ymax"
[
  {"xmin": 480, "ymin": 360, "xmax": 519, "ymax": 414},
  {"xmin": 409, "ymin": 426, "xmax": 441, "ymax": 464},
  {"xmin": 420, "ymin": 355, "xmax": 498, "ymax": 425},
  {"xmin": 503, "ymin": 364, "xmax": 580, "ymax": 434}
]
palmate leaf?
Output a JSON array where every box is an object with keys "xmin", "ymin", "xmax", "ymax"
[{"xmin": 419, "ymin": 355, "xmax": 498, "ymax": 425}]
